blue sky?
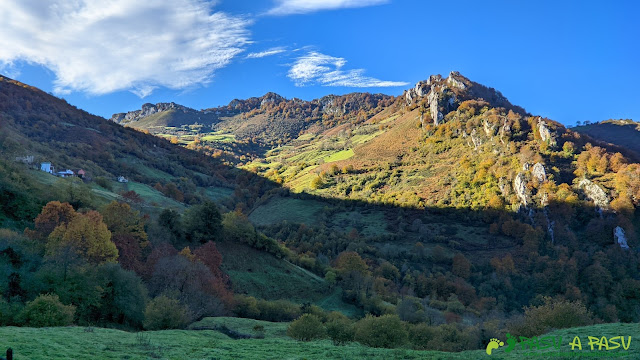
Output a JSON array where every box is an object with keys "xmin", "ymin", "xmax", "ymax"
[{"xmin": 0, "ymin": 0, "xmax": 638, "ymax": 125}]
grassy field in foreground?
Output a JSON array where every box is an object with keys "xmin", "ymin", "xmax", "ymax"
[{"xmin": 0, "ymin": 320, "xmax": 637, "ymax": 359}]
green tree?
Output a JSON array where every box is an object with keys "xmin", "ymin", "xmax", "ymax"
[
  {"xmin": 53, "ymin": 177, "xmax": 94, "ymax": 209},
  {"xmin": 184, "ymin": 201, "xmax": 222, "ymax": 244},
  {"xmin": 95, "ymin": 263, "xmax": 148, "ymax": 327},
  {"xmin": 158, "ymin": 208, "xmax": 183, "ymax": 245},
  {"xmin": 222, "ymin": 210, "xmax": 256, "ymax": 243}
]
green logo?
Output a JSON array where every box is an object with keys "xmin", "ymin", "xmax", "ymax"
[
  {"xmin": 486, "ymin": 333, "xmax": 632, "ymax": 356},
  {"xmin": 486, "ymin": 338, "xmax": 504, "ymax": 355}
]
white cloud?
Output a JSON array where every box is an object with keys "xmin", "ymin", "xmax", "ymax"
[
  {"xmin": 0, "ymin": 0, "xmax": 251, "ymax": 97},
  {"xmin": 268, "ymin": 0, "xmax": 388, "ymax": 15},
  {"xmin": 288, "ymin": 51, "xmax": 407, "ymax": 87},
  {"xmin": 246, "ymin": 47, "xmax": 287, "ymax": 59}
]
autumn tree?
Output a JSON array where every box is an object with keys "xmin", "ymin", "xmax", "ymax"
[
  {"xmin": 30, "ymin": 201, "xmax": 77, "ymax": 241},
  {"xmin": 452, "ymin": 253, "xmax": 472, "ymax": 279},
  {"xmin": 148, "ymin": 251, "xmax": 228, "ymax": 320},
  {"xmin": 46, "ymin": 211, "xmax": 118, "ymax": 278},
  {"xmin": 102, "ymin": 201, "xmax": 149, "ymax": 271},
  {"xmin": 335, "ymin": 251, "xmax": 370, "ymax": 295}
]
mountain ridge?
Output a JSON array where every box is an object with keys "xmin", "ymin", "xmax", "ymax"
[{"xmin": 108, "ymin": 71, "xmax": 528, "ymax": 144}]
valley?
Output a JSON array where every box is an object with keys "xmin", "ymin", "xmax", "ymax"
[{"xmin": 1, "ymin": 71, "xmax": 640, "ymax": 357}]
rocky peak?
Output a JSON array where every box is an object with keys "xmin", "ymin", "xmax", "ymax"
[
  {"xmin": 260, "ymin": 92, "xmax": 285, "ymax": 107},
  {"xmin": 403, "ymin": 71, "xmax": 526, "ymax": 126},
  {"xmin": 446, "ymin": 71, "xmax": 466, "ymax": 90},
  {"xmin": 111, "ymin": 102, "xmax": 194, "ymax": 124}
]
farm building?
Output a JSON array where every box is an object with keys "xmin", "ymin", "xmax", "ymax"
[
  {"xmin": 56, "ymin": 169, "xmax": 75, "ymax": 178},
  {"xmin": 117, "ymin": 176, "xmax": 129, "ymax": 183},
  {"xmin": 40, "ymin": 162, "xmax": 54, "ymax": 174}
]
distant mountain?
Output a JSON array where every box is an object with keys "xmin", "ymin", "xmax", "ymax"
[
  {"xmin": 572, "ymin": 119, "xmax": 640, "ymax": 159},
  {"xmin": 111, "ymin": 92, "xmax": 394, "ymax": 144},
  {"xmin": 111, "ymin": 102, "xmax": 219, "ymax": 128}
]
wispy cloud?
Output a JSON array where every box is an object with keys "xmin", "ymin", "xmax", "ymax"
[
  {"xmin": 246, "ymin": 47, "xmax": 287, "ymax": 59},
  {"xmin": 267, "ymin": 0, "xmax": 388, "ymax": 15},
  {"xmin": 0, "ymin": 0, "xmax": 251, "ymax": 97},
  {"xmin": 288, "ymin": 51, "xmax": 407, "ymax": 87}
]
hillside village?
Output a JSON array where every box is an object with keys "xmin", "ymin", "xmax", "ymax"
[{"xmin": 16, "ymin": 155, "xmax": 128, "ymax": 183}]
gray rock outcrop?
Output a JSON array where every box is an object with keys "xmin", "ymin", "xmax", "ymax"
[
  {"xmin": 498, "ymin": 177, "xmax": 511, "ymax": 197},
  {"xmin": 578, "ymin": 178, "xmax": 609, "ymax": 209},
  {"xmin": 470, "ymin": 129, "xmax": 482, "ymax": 149},
  {"xmin": 447, "ymin": 71, "xmax": 466, "ymax": 89},
  {"xmin": 483, "ymin": 119, "xmax": 497, "ymax": 136},
  {"xmin": 514, "ymin": 172, "xmax": 530, "ymax": 206},
  {"xmin": 537, "ymin": 118, "xmax": 556, "ymax": 146},
  {"xmin": 532, "ymin": 163, "xmax": 547, "ymax": 182},
  {"xmin": 428, "ymin": 85, "xmax": 444, "ymax": 125},
  {"xmin": 614, "ymin": 226, "xmax": 629, "ymax": 250}
]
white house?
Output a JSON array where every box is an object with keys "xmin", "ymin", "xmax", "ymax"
[
  {"xmin": 117, "ymin": 176, "xmax": 129, "ymax": 183},
  {"xmin": 40, "ymin": 162, "xmax": 54, "ymax": 174}
]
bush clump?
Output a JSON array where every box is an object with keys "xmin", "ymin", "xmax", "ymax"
[
  {"xmin": 143, "ymin": 296, "xmax": 189, "ymax": 330},
  {"xmin": 287, "ymin": 314, "xmax": 326, "ymax": 341},
  {"xmin": 326, "ymin": 317, "xmax": 355, "ymax": 345},
  {"xmin": 354, "ymin": 314, "xmax": 408, "ymax": 348},
  {"xmin": 20, "ymin": 294, "xmax": 75, "ymax": 327},
  {"xmin": 509, "ymin": 297, "xmax": 593, "ymax": 337}
]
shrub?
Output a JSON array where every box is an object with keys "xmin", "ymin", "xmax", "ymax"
[
  {"xmin": 409, "ymin": 323, "xmax": 437, "ymax": 350},
  {"xmin": 397, "ymin": 297, "xmax": 425, "ymax": 324},
  {"xmin": 287, "ymin": 314, "xmax": 326, "ymax": 341},
  {"xmin": 310, "ymin": 176, "xmax": 324, "ymax": 189},
  {"xmin": 257, "ymin": 299, "xmax": 301, "ymax": 322},
  {"xmin": 143, "ymin": 296, "xmax": 189, "ymax": 330},
  {"xmin": 417, "ymin": 323, "xmax": 481, "ymax": 351},
  {"xmin": 326, "ymin": 317, "xmax": 355, "ymax": 345},
  {"xmin": 95, "ymin": 177, "xmax": 112, "ymax": 191},
  {"xmin": 233, "ymin": 295, "xmax": 260, "ymax": 319},
  {"xmin": 20, "ymin": 294, "xmax": 75, "ymax": 327},
  {"xmin": 354, "ymin": 314, "xmax": 408, "ymax": 348},
  {"xmin": 508, "ymin": 297, "xmax": 593, "ymax": 337}
]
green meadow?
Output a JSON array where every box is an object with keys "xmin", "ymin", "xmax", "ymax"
[{"xmin": 1, "ymin": 321, "xmax": 637, "ymax": 359}]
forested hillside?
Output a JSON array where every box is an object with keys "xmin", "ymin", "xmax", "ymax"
[{"xmin": 2, "ymin": 73, "xmax": 640, "ymax": 353}]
